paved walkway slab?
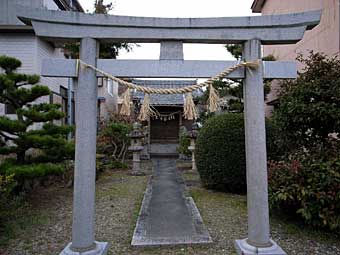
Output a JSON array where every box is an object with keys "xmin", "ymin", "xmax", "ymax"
[
  {"xmin": 131, "ymin": 158, "xmax": 212, "ymax": 246},
  {"xmin": 149, "ymin": 143, "xmax": 179, "ymax": 157}
]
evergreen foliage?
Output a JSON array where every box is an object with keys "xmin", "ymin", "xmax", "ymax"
[
  {"xmin": 97, "ymin": 117, "xmax": 132, "ymax": 164},
  {"xmin": 0, "ymin": 55, "xmax": 74, "ymax": 164},
  {"xmin": 225, "ymin": 44, "xmax": 243, "ymax": 60},
  {"xmin": 273, "ymin": 52, "xmax": 340, "ymax": 150},
  {"xmin": 195, "ymin": 113, "xmax": 276, "ymax": 193},
  {"xmin": 0, "ymin": 160, "xmax": 65, "ymax": 183},
  {"xmin": 177, "ymin": 126, "xmax": 191, "ymax": 157},
  {"xmin": 269, "ymin": 52, "xmax": 340, "ymax": 231},
  {"xmin": 196, "ymin": 113, "xmax": 246, "ymax": 193},
  {"xmin": 268, "ymin": 147, "xmax": 340, "ymax": 231}
]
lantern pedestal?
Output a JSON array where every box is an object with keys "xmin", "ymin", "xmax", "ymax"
[
  {"xmin": 128, "ymin": 123, "xmax": 145, "ymax": 176},
  {"xmin": 187, "ymin": 123, "xmax": 199, "ymax": 172}
]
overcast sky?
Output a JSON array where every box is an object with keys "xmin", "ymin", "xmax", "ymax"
[{"xmin": 77, "ymin": 0, "xmax": 257, "ymax": 60}]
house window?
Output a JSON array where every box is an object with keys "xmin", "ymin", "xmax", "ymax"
[
  {"xmin": 108, "ymin": 79, "xmax": 113, "ymax": 96},
  {"xmin": 5, "ymin": 104, "xmax": 16, "ymax": 114},
  {"xmin": 107, "ymin": 80, "xmax": 118, "ymax": 97},
  {"xmin": 98, "ymin": 77, "xmax": 104, "ymax": 87}
]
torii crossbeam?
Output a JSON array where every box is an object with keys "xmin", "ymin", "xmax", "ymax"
[{"xmin": 18, "ymin": 8, "xmax": 321, "ymax": 255}]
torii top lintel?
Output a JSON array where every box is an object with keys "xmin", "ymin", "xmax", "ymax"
[{"xmin": 17, "ymin": 9, "xmax": 321, "ymax": 45}]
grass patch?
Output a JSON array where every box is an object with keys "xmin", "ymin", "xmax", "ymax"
[
  {"xmin": 182, "ymin": 171, "xmax": 200, "ymax": 182},
  {"xmin": 181, "ymin": 170, "xmax": 340, "ymax": 254},
  {"xmin": 0, "ymin": 204, "xmax": 50, "ymax": 247},
  {"xmin": 1, "ymin": 159, "xmax": 339, "ymax": 254},
  {"xmin": 271, "ymin": 210, "xmax": 340, "ymax": 242},
  {"xmin": 176, "ymin": 160, "xmax": 192, "ymax": 170}
]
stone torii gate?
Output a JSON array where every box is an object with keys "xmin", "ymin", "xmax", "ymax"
[{"xmin": 17, "ymin": 8, "xmax": 321, "ymax": 255}]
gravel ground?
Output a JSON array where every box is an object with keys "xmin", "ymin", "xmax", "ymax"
[{"xmin": 1, "ymin": 160, "xmax": 339, "ymax": 255}]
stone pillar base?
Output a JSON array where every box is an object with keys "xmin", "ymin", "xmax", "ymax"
[
  {"xmin": 235, "ymin": 239, "xmax": 286, "ymax": 255},
  {"xmin": 60, "ymin": 241, "xmax": 109, "ymax": 255}
]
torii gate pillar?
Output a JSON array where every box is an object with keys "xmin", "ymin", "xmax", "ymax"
[
  {"xmin": 61, "ymin": 37, "xmax": 109, "ymax": 255},
  {"xmin": 235, "ymin": 40, "xmax": 285, "ymax": 255}
]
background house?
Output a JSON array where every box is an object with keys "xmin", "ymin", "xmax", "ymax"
[
  {"xmin": 97, "ymin": 78, "xmax": 119, "ymax": 122},
  {"xmin": 0, "ymin": 0, "xmax": 83, "ymax": 126},
  {"xmin": 251, "ymin": 0, "xmax": 340, "ymax": 114}
]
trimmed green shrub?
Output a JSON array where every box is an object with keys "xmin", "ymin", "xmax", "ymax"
[
  {"xmin": 196, "ymin": 113, "xmax": 246, "ymax": 193},
  {"xmin": 268, "ymin": 152, "xmax": 340, "ymax": 231},
  {"xmin": 196, "ymin": 113, "xmax": 278, "ymax": 193}
]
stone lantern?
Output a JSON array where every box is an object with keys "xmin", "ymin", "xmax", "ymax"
[
  {"xmin": 128, "ymin": 122, "xmax": 145, "ymax": 175},
  {"xmin": 188, "ymin": 122, "xmax": 199, "ymax": 171}
]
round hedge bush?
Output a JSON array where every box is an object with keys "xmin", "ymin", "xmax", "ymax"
[{"xmin": 196, "ymin": 113, "xmax": 278, "ymax": 194}]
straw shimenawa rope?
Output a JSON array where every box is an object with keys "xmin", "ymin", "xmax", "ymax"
[
  {"xmin": 77, "ymin": 59, "xmax": 260, "ymax": 118},
  {"xmin": 78, "ymin": 59, "xmax": 260, "ymax": 95}
]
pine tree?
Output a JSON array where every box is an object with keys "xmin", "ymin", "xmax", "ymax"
[{"xmin": 0, "ymin": 55, "xmax": 74, "ymax": 164}]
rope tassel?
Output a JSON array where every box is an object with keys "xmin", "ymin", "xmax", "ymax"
[
  {"xmin": 208, "ymin": 84, "xmax": 219, "ymax": 112},
  {"xmin": 183, "ymin": 93, "xmax": 198, "ymax": 120},
  {"xmin": 120, "ymin": 89, "xmax": 131, "ymax": 116},
  {"xmin": 138, "ymin": 93, "xmax": 157, "ymax": 121}
]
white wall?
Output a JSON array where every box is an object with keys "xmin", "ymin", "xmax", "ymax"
[
  {"xmin": 0, "ymin": 33, "xmax": 37, "ymax": 74},
  {"xmin": 0, "ymin": 34, "xmax": 68, "ymax": 130},
  {"xmin": 0, "ymin": 33, "xmax": 37, "ymax": 117}
]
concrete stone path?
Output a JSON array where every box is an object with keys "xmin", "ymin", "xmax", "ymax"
[
  {"xmin": 149, "ymin": 143, "xmax": 179, "ymax": 157},
  {"xmin": 131, "ymin": 157, "xmax": 212, "ymax": 246}
]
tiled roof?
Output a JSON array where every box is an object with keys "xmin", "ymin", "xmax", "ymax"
[{"xmin": 132, "ymin": 80, "xmax": 200, "ymax": 106}]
